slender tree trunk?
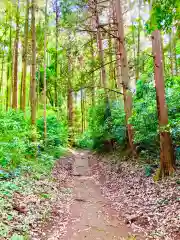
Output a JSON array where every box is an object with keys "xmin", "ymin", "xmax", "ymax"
[
  {"xmin": 108, "ymin": 22, "xmax": 114, "ymax": 91},
  {"xmin": 67, "ymin": 49, "xmax": 74, "ymax": 145},
  {"xmin": 115, "ymin": 0, "xmax": 135, "ymax": 154},
  {"xmin": 152, "ymin": 30, "xmax": 175, "ymax": 177},
  {"xmin": 12, "ymin": 0, "xmax": 20, "ymax": 109},
  {"xmin": 84, "ymin": 89, "xmax": 86, "ymax": 130},
  {"xmin": 6, "ymin": 18, "xmax": 12, "ymax": 111},
  {"xmin": 112, "ymin": 0, "xmax": 122, "ymax": 89},
  {"xmin": 44, "ymin": 0, "xmax": 48, "ymax": 140},
  {"xmin": 169, "ymin": 31, "xmax": 174, "ymax": 76},
  {"xmin": 36, "ymin": 68, "xmax": 39, "ymax": 111},
  {"xmin": 81, "ymin": 88, "xmax": 84, "ymax": 133},
  {"xmin": 0, "ymin": 53, "xmax": 5, "ymax": 94},
  {"xmin": 6, "ymin": 24, "xmax": 12, "ymax": 111},
  {"xmin": 20, "ymin": 0, "xmax": 29, "ymax": 112},
  {"xmin": 30, "ymin": 0, "xmax": 37, "ymax": 125},
  {"xmin": 94, "ymin": 0, "xmax": 107, "ymax": 90},
  {"xmin": 172, "ymin": 29, "xmax": 178, "ymax": 75},
  {"xmin": 128, "ymin": 0, "xmax": 136, "ymax": 81},
  {"xmin": 54, "ymin": 0, "xmax": 59, "ymax": 108},
  {"xmin": 90, "ymin": 35, "xmax": 95, "ymax": 106},
  {"xmin": 136, "ymin": 0, "xmax": 141, "ymax": 81}
]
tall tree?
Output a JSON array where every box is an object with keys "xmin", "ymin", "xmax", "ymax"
[
  {"xmin": 44, "ymin": 0, "xmax": 48, "ymax": 139},
  {"xmin": 54, "ymin": 0, "xmax": 60, "ymax": 108},
  {"xmin": 152, "ymin": 30, "xmax": 175, "ymax": 177},
  {"xmin": 90, "ymin": 34, "xmax": 95, "ymax": 106},
  {"xmin": 6, "ymin": 13, "xmax": 12, "ymax": 111},
  {"xmin": 94, "ymin": 0, "xmax": 107, "ymax": 90},
  {"xmin": 115, "ymin": 0, "xmax": 135, "ymax": 153},
  {"xmin": 30, "ymin": 0, "xmax": 37, "ymax": 125},
  {"xmin": 136, "ymin": 0, "xmax": 142, "ymax": 81},
  {"xmin": 12, "ymin": 0, "xmax": 20, "ymax": 109},
  {"xmin": 0, "ymin": 52, "xmax": 5, "ymax": 95},
  {"xmin": 20, "ymin": 0, "xmax": 29, "ymax": 112},
  {"xmin": 67, "ymin": 51, "xmax": 74, "ymax": 145}
]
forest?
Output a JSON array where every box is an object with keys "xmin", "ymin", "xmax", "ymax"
[{"xmin": 0, "ymin": 0, "xmax": 179, "ymax": 239}]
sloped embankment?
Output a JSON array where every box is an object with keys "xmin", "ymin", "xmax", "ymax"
[{"xmin": 90, "ymin": 154, "xmax": 180, "ymax": 240}]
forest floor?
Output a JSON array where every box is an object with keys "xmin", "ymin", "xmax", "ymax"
[
  {"xmin": 28, "ymin": 150, "xmax": 179, "ymax": 240},
  {"xmin": 32, "ymin": 150, "xmax": 142, "ymax": 240}
]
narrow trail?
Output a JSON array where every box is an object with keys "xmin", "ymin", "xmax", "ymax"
[
  {"xmin": 38, "ymin": 150, "xmax": 143, "ymax": 240},
  {"xmin": 64, "ymin": 151, "xmax": 142, "ymax": 240}
]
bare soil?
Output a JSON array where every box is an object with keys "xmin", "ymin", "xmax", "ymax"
[{"xmin": 37, "ymin": 150, "xmax": 143, "ymax": 240}]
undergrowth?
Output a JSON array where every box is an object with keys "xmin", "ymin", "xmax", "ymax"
[{"xmin": 0, "ymin": 110, "xmax": 68, "ymax": 239}]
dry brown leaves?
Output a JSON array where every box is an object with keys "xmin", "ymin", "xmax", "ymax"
[{"xmin": 90, "ymin": 155, "xmax": 180, "ymax": 240}]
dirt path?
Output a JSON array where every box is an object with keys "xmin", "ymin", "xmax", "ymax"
[
  {"xmin": 64, "ymin": 151, "xmax": 142, "ymax": 240},
  {"xmin": 34, "ymin": 150, "xmax": 143, "ymax": 240}
]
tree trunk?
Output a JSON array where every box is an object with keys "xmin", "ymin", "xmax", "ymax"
[
  {"xmin": 67, "ymin": 50, "xmax": 74, "ymax": 145},
  {"xmin": 94, "ymin": 0, "xmax": 107, "ymax": 90},
  {"xmin": 0, "ymin": 53, "xmax": 5, "ymax": 94},
  {"xmin": 136, "ymin": 0, "xmax": 141, "ymax": 81},
  {"xmin": 90, "ymin": 35, "xmax": 95, "ymax": 106},
  {"xmin": 6, "ymin": 18, "xmax": 12, "ymax": 111},
  {"xmin": 20, "ymin": 0, "xmax": 29, "ymax": 112},
  {"xmin": 169, "ymin": 31, "xmax": 174, "ymax": 76},
  {"xmin": 12, "ymin": 0, "xmax": 20, "ymax": 109},
  {"xmin": 54, "ymin": 0, "xmax": 59, "ymax": 108},
  {"xmin": 36, "ymin": 68, "xmax": 40, "ymax": 111},
  {"xmin": 152, "ymin": 30, "xmax": 175, "ymax": 177},
  {"xmin": 44, "ymin": 0, "xmax": 48, "ymax": 140},
  {"xmin": 128, "ymin": 0, "xmax": 136, "ymax": 82},
  {"xmin": 30, "ymin": 0, "xmax": 37, "ymax": 125},
  {"xmin": 81, "ymin": 88, "xmax": 84, "ymax": 133},
  {"xmin": 172, "ymin": 29, "xmax": 178, "ymax": 75},
  {"xmin": 115, "ymin": 0, "xmax": 135, "ymax": 154},
  {"xmin": 108, "ymin": 22, "xmax": 115, "ymax": 93},
  {"xmin": 112, "ymin": 1, "xmax": 122, "ymax": 90}
]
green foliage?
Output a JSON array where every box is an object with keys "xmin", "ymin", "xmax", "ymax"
[
  {"xmin": 0, "ymin": 110, "xmax": 32, "ymax": 169},
  {"xmin": 146, "ymin": 0, "xmax": 180, "ymax": 33},
  {"xmin": 77, "ymin": 94, "xmax": 126, "ymax": 151},
  {"xmin": 130, "ymin": 79, "xmax": 158, "ymax": 148},
  {"xmin": 37, "ymin": 115, "xmax": 68, "ymax": 158},
  {"xmin": 76, "ymin": 131, "xmax": 93, "ymax": 149},
  {"xmin": 130, "ymin": 75, "xmax": 180, "ymax": 160},
  {"xmin": 10, "ymin": 234, "xmax": 24, "ymax": 240},
  {"xmin": 0, "ymin": 110, "xmax": 68, "ymax": 171}
]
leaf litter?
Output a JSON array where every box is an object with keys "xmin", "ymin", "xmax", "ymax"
[
  {"xmin": 0, "ymin": 156, "xmax": 74, "ymax": 239},
  {"xmin": 90, "ymin": 154, "xmax": 180, "ymax": 240}
]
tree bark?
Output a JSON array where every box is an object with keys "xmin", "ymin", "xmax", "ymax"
[
  {"xmin": 115, "ymin": 0, "xmax": 135, "ymax": 154},
  {"xmin": 30, "ymin": 0, "xmax": 37, "ymax": 125},
  {"xmin": 112, "ymin": 1, "xmax": 122, "ymax": 90},
  {"xmin": 81, "ymin": 88, "xmax": 84, "ymax": 133},
  {"xmin": 67, "ymin": 48, "xmax": 74, "ymax": 145},
  {"xmin": 94, "ymin": 0, "xmax": 107, "ymax": 90},
  {"xmin": 152, "ymin": 30, "xmax": 175, "ymax": 177},
  {"xmin": 12, "ymin": 0, "xmax": 20, "ymax": 109},
  {"xmin": 44, "ymin": 0, "xmax": 48, "ymax": 140},
  {"xmin": 6, "ymin": 17, "xmax": 12, "ymax": 111},
  {"xmin": 0, "ymin": 53, "xmax": 5, "ymax": 94},
  {"xmin": 20, "ymin": 0, "xmax": 29, "ymax": 112},
  {"xmin": 169, "ymin": 31, "xmax": 174, "ymax": 76},
  {"xmin": 90, "ymin": 35, "xmax": 95, "ymax": 106},
  {"xmin": 108, "ymin": 21, "xmax": 115, "ymax": 92},
  {"xmin": 136, "ymin": 0, "xmax": 141, "ymax": 81},
  {"xmin": 54, "ymin": 0, "xmax": 59, "ymax": 108}
]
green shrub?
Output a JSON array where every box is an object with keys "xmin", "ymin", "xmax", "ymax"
[
  {"xmin": 36, "ymin": 115, "xmax": 68, "ymax": 158},
  {"xmin": 130, "ymin": 76, "xmax": 180, "ymax": 160},
  {"xmin": 77, "ymin": 94, "xmax": 126, "ymax": 151},
  {"xmin": 0, "ymin": 110, "xmax": 68, "ymax": 172},
  {"xmin": 0, "ymin": 110, "xmax": 32, "ymax": 169},
  {"xmin": 76, "ymin": 131, "xmax": 93, "ymax": 149}
]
